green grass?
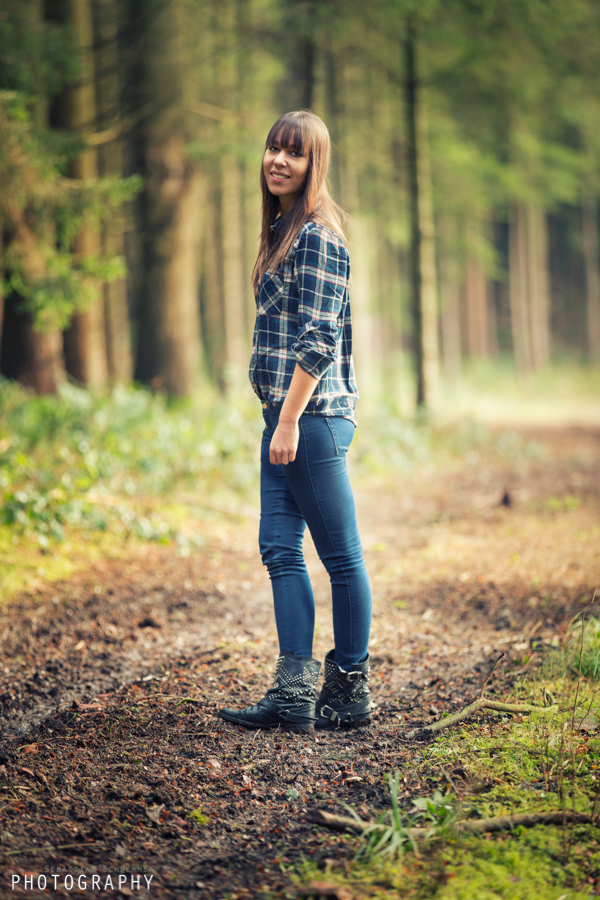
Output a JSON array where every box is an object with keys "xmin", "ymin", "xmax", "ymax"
[
  {"xmin": 187, "ymin": 807, "xmax": 209, "ymax": 825},
  {"xmin": 287, "ymin": 664, "xmax": 600, "ymax": 899}
]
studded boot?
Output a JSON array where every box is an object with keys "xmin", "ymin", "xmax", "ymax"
[
  {"xmin": 218, "ymin": 651, "xmax": 321, "ymax": 733},
  {"xmin": 315, "ymin": 650, "xmax": 375, "ymax": 729}
]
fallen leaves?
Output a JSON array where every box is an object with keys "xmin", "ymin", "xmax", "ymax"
[{"xmin": 145, "ymin": 804, "xmax": 165, "ymax": 825}]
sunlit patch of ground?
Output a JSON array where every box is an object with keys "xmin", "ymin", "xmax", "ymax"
[{"xmin": 1, "ymin": 421, "xmax": 599, "ymax": 897}]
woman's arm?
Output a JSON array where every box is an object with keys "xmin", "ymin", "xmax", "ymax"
[
  {"xmin": 269, "ymin": 225, "xmax": 348, "ymax": 466},
  {"xmin": 269, "ymin": 363, "xmax": 318, "ymax": 465}
]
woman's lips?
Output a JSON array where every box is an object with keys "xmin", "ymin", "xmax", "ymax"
[{"xmin": 270, "ymin": 172, "xmax": 290, "ymax": 181}]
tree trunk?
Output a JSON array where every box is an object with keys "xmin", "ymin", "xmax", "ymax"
[
  {"xmin": 218, "ymin": 0, "xmax": 248, "ymax": 386},
  {"xmin": 0, "ymin": 296, "xmax": 64, "ymax": 395},
  {"xmin": 336, "ymin": 59, "xmax": 375, "ymax": 404},
  {"xmin": 53, "ymin": 0, "xmax": 109, "ymax": 386},
  {"xmin": 1, "ymin": 0, "xmax": 65, "ymax": 394},
  {"xmin": 465, "ymin": 253, "xmax": 489, "ymax": 357},
  {"xmin": 134, "ymin": 0, "xmax": 202, "ymax": 396},
  {"xmin": 509, "ymin": 202, "xmax": 532, "ymax": 377},
  {"xmin": 93, "ymin": 0, "xmax": 132, "ymax": 385},
  {"xmin": 582, "ymin": 193, "xmax": 600, "ymax": 363},
  {"xmin": 221, "ymin": 153, "xmax": 247, "ymax": 384},
  {"xmin": 526, "ymin": 205, "xmax": 551, "ymax": 368},
  {"xmin": 348, "ymin": 216, "xmax": 375, "ymax": 403},
  {"xmin": 200, "ymin": 183, "xmax": 226, "ymax": 389},
  {"xmin": 439, "ymin": 220, "xmax": 461, "ymax": 382},
  {"xmin": 404, "ymin": 18, "xmax": 440, "ymax": 410},
  {"xmin": 487, "ymin": 283, "xmax": 499, "ymax": 360},
  {"xmin": 0, "ymin": 229, "xmax": 4, "ymax": 367},
  {"xmin": 323, "ymin": 31, "xmax": 342, "ymax": 204},
  {"xmin": 20, "ymin": 325, "xmax": 65, "ymax": 395},
  {"xmin": 295, "ymin": 1, "xmax": 316, "ymax": 110},
  {"xmin": 509, "ymin": 203, "xmax": 551, "ymax": 375}
]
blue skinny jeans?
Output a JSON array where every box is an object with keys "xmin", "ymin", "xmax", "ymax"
[{"xmin": 259, "ymin": 404, "xmax": 372, "ymax": 669}]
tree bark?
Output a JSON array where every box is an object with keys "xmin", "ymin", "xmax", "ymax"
[
  {"xmin": 323, "ymin": 30, "xmax": 342, "ymax": 204},
  {"xmin": 53, "ymin": 0, "xmax": 109, "ymax": 386},
  {"xmin": 200, "ymin": 182, "xmax": 226, "ymax": 389},
  {"xmin": 348, "ymin": 216, "xmax": 376, "ymax": 403},
  {"xmin": 336, "ymin": 62, "xmax": 375, "ymax": 403},
  {"xmin": 509, "ymin": 203, "xmax": 551, "ymax": 375},
  {"xmin": 509, "ymin": 202, "xmax": 532, "ymax": 377},
  {"xmin": 0, "ymin": 0, "xmax": 65, "ymax": 394},
  {"xmin": 0, "ymin": 297, "xmax": 64, "ymax": 395},
  {"xmin": 294, "ymin": 2, "xmax": 316, "ymax": 110},
  {"xmin": 404, "ymin": 18, "xmax": 440, "ymax": 410},
  {"xmin": 221, "ymin": 153, "xmax": 247, "ymax": 384},
  {"xmin": 20, "ymin": 324, "xmax": 65, "ymax": 395},
  {"xmin": 582, "ymin": 193, "xmax": 600, "ymax": 363},
  {"xmin": 134, "ymin": 0, "xmax": 202, "ymax": 396},
  {"xmin": 465, "ymin": 253, "xmax": 489, "ymax": 358},
  {"xmin": 526, "ymin": 205, "xmax": 551, "ymax": 368},
  {"xmin": 439, "ymin": 221, "xmax": 462, "ymax": 382},
  {"xmin": 93, "ymin": 0, "xmax": 133, "ymax": 385},
  {"xmin": 218, "ymin": 0, "xmax": 248, "ymax": 386},
  {"xmin": 0, "ymin": 229, "xmax": 4, "ymax": 369}
]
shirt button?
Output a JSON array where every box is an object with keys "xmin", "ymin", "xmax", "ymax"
[{"xmin": 262, "ymin": 403, "xmax": 267, "ymax": 409}]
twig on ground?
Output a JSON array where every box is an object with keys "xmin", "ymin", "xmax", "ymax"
[
  {"xmin": 405, "ymin": 695, "xmax": 557, "ymax": 740},
  {"xmin": 132, "ymin": 695, "xmax": 202, "ymax": 705},
  {"xmin": 6, "ymin": 842, "xmax": 104, "ymax": 856},
  {"xmin": 479, "ymin": 652, "xmax": 505, "ymax": 698},
  {"xmin": 306, "ymin": 808, "xmax": 594, "ymax": 838}
]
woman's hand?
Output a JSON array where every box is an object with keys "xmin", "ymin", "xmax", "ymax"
[
  {"xmin": 270, "ymin": 419, "xmax": 300, "ymax": 465},
  {"xmin": 269, "ymin": 363, "xmax": 318, "ymax": 464}
]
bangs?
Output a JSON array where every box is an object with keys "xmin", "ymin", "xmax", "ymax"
[{"xmin": 266, "ymin": 116, "xmax": 308, "ymax": 155}]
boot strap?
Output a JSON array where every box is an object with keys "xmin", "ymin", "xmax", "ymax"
[{"xmin": 319, "ymin": 704, "xmax": 339, "ymax": 722}]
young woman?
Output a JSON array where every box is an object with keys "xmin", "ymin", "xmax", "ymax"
[{"xmin": 218, "ymin": 110, "xmax": 374, "ymax": 732}]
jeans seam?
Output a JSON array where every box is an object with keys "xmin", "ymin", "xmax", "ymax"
[{"xmin": 324, "ymin": 417, "xmax": 341, "ymax": 456}]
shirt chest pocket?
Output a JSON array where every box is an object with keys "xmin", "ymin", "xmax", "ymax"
[{"xmin": 257, "ymin": 271, "xmax": 285, "ymax": 316}]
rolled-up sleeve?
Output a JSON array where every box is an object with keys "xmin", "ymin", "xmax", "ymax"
[{"xmin": 291, "ymin": 226, "xmax": 349, "ymax": 380}]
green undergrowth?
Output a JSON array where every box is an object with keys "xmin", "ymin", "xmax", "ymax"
[
  {"xmin": 289, "ymin": 660, "xmax": 600, "ymax": 899},
  {"xmin": 0, "ymin": 379, "xmax": 263, "ymax": 600},
  {"xmin": 0, "ymin": 374, "xmax": 557, "ymax": 601},
  {"xmin": 0, "ymin": 370, "xmax": 576, "ymax": 597}
]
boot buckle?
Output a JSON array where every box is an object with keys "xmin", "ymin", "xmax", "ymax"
[
  {"xmin": 320, "ymin": 705, "xmax": 338, "ymax": 721},
  {"xmin": 345, "ymin": 671, "xmax": 363, "ymax": 682}
]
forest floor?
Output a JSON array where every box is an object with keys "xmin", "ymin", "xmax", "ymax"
[{"xmin": 1, "ymin": 424, "xmax": 599, "ymax": 899}]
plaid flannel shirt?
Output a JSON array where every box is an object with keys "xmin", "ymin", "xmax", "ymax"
[{"xmin": 249, "ymin": 220, "xmax": 359, "ymax": 423}]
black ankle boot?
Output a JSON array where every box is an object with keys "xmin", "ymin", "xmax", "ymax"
[
  {"xmin": 218, "ymin": 652, "xmax": 321, "ymax": 732},
  {"xmin": 315, "ymin": 650, "xmax": 375, "ymax": 729}
]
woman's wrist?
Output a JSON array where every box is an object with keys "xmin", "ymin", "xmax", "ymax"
[{"xmin": 279, "ymin": 411, "xmax": 300, "ymax": 426}]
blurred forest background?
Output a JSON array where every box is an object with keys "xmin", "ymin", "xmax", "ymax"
[{"xmin": 2, "ymin": 0, "xmax": 600, "ymax": 409}]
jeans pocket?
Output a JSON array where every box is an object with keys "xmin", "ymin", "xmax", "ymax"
[{"xmin": 325, "ymin": 416, "xmax": 355, "ymax": 457}]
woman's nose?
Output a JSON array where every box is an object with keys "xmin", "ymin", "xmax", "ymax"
[{"xmin": 273, "ymin": 149, "xmax": 287, "ymax": 165}]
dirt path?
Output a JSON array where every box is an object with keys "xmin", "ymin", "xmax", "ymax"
[{"xmin": 0, "ymin": 427, "xmax": 598, "ymax": 898}]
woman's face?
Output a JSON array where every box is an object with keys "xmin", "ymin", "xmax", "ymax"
[{"xmin": 263, "ymin": 139, "xmax": 310, "ymax": 208}]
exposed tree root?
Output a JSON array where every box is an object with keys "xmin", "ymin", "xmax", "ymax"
[{"xmin": 306, "ymin": 808, "xmax": 594, "ymax": 838}]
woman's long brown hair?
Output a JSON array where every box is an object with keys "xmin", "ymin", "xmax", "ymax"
[{"xmin": 252, "ymin": 111, "xmax": 346, "ymax": 293}]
